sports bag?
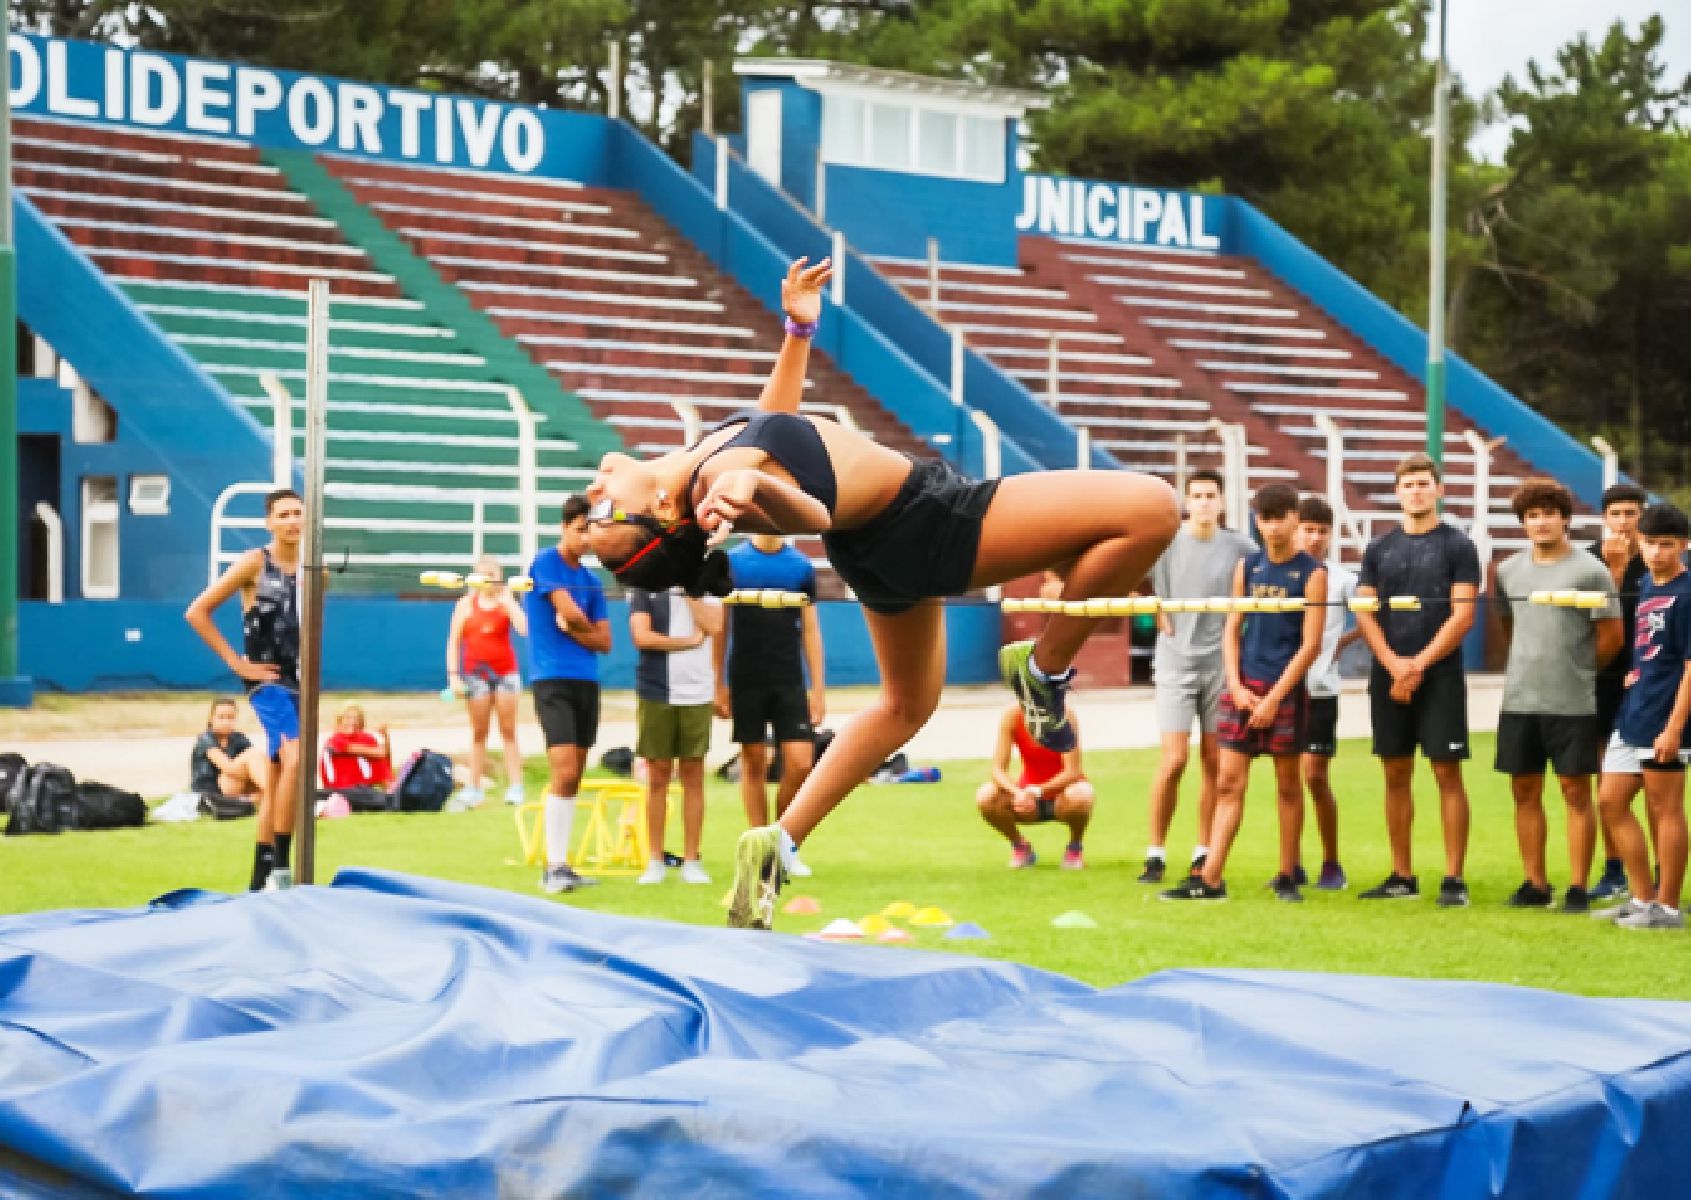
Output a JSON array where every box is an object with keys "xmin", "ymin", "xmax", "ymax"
[
  {"xmin": 0, "ymin": 752, "xmax": 27, "ymax": 814},
  {"xmin": 5, "ymin": 762, "xmax": 79, "ymax": 835},
  {"xmin": 69, "ymin": 781, "xmax": 147, "ymax": 830},
  {"xmin": 392, "ymin": 750, "xmax": 454, "ymax": 812}
]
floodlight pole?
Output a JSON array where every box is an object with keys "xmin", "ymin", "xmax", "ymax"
[
  {"xmin": 294, "ymin": 280, "xmax": 332, "ymax": 885},
  {"xmin": 0, "ymin": 12, "xmax": 30, "ymax": 708},
  {"xmin": 1426, "ymin": 0, "xmax": 1450, "ymax": 477}
]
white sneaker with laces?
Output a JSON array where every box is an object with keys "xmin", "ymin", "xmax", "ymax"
[
  {"xmin": 636, "ymin": 861, "xmax": 667, "ymax": 885},
  {"xmin": 680, "ymin": 860, "xmax": 712, "ymax": 885},
  {"xmin": 503, "ymin": 785, "xmax": 525, "ymax": 806},
  {"xmin": 785, "ymin": 851, "xmax": 813, "ymax": 879}
]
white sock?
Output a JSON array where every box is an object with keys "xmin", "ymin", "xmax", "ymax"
[
  {"xmin": 1146, "ymin": 846, "xmax": 1166, "ymax": 861},
  {"xmin": 544, "ymin": 794, "xmax": 574, "ymax": 866},
  {"xmin": 1192, "ymin": 845, "xmax": 1209, "ymax": 861}
]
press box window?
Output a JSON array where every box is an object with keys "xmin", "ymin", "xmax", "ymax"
[
  {"xmin": 129, "ymin": 475, "xmax": 170, "ymax": 516},
  {"xmin": 822, "ymin": 94, "xmax": 1005, "ymax": 183}
]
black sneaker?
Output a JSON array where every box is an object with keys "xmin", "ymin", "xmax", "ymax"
[
  {"xmin": 1291, "ymin": 863, "xmax": 1309, "ymax": 887},
  {"xmin": 1161, "ymin": 877, "xmax": 1228, "ymax": 901},
  {"xmin": 1436, "ymin": 876, "xmax": 1470, "ymax": 908},
  {"xmin": 1359, "ymin": 872, "xmax": 1420, "ymax": 900},
  {"xmin": 1137, "ymin": 856, "xmax": 1166, "ymax": 884},
  {"xmin": 1506, "ymin": 880, "xmax": 1553, "ymax": 909},
  {"xmin": 1271, "ymin": 873, "xmax": 1304, "ymax": 903},
  {"xmin": 1189, "ymin": 852, "xmax": 1208, "ymax": 877},
  {"xmin": 1559, "ymin": 885, "xmax": 1591, "ymax": 915}
]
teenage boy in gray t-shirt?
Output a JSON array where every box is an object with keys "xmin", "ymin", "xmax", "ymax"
[
  {"xmin": 1139, "ymin": 468, "xmax": 1255, "ymax": 883},
  {"xmin": 1495, "ymin": 479, "xmax": 1624, "ymax": 914}
]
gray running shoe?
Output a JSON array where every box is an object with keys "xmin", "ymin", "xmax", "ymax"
[
  {"xmin": 1591, "ymin": 898, "xmax": 1648, "ymax": 922},
  {"xmin": 998, "ymin": 640, "xmax": 1076, "ymax": 752},
  {"xmin": 1616, "ymin": 902, "xmax": 1686, "ymax": 930},
  {"xmin": 727, "ymin": 825, "xmax": 785, "ymax": 930}
]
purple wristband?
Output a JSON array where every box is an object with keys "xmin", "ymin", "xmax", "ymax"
[{"xmin": 784, "ymin": 317, "xmax": 818, "ymax": 340}]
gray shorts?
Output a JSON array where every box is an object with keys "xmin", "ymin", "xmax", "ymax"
[
  {"xmin": 1154, "ymin": 656, "xmax": 1225, "ymax": 735},
  {"xmin": 464, "ymin": 671, "xmax": 521, "ymax": 699}
]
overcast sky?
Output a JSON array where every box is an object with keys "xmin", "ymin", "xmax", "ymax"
[{"xmin": 1437, "ymin": 1, "xmax": 1690, "ymax": 159}]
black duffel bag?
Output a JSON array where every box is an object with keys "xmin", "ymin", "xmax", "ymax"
[
  {"xmin": 69, "ymin": 781, "xmax": 147, "ymax": 830},
  {"xmin": 5, "ymin": 763, "xmax": 79, "ymax": 835}
]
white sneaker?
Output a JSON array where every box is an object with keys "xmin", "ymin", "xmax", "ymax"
[
  {"xmin": 452, "ymin": 788, "xmax": 484, "ymax": 813},
  {"xmin": 636, "ymin": 861, "xmax": 667, "ymax": 885},
  {"xmin": 503, "ymin": 785, "xmax": 525, "ymax": 806},
  {"xmin": 680, "ymin": 860, "xmax": 711, "ymax": 885},
  {"xmin": 785, "ymin": 850, "xmax": 813, "ymax": 879}
]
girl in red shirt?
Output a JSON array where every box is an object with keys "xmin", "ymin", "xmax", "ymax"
[
  {"xmin": 444, "ymin": 555, "xmax": 529, "ymax": 808},
  {"xmin": 319, "ymin": 703, "xmax": 392, "ymax": 792},
  {"xmin": 975, "ymin": 702, "xmax": 1094, "ymax": 870}
]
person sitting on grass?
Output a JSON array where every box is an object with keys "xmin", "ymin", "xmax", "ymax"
[
  {"xmin": 1595, "ymin": 502, "xmax": 1691, "ymax": 931},
  {"xmin": 1164, "ymin": 482, "xmax": 1327, "ymax": 903},
  {"xmin": 1494, "ymin": 478, "xmax": 1624, "ymax": 915},
  {"xmin": 318, "ymin": 703, "xmax": 393, "ymax": 803},
  {"xmin": 581, "ymin": 256, "xmax": 1179, "ymax": 930},
  {"xmin": 976, "ymin": 701, "xmax": 1093, "ymax": 870},
  {"xmin": 190, "ymin": 697, "xmax": 268, "ymax": 812}
]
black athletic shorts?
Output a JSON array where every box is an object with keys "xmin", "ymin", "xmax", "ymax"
[
  {"xmin": 1494, "ymin": 711, "xmax": 1602, "ymax": 777},
  {"xmin": 1595, "ymin": 674, "xmax": 1627, "ymax": 744},
  {"xmin": 731, "ymin": 683, "xmax": 813, "ymax": 746},
  {"xmin": 824, "ymin": 457, "xmax": 1001, "ymax": 614},
  {"xmin": 534, "ymin": 678, "xmax": 600, "ymax": 749},
  {"xmin": 1303, "ymin": 695, "xmax": 1340, "ymax": 758},
  {"xmin": 1369, "ymin": 662, "xmax": 1470, "ymax": 761}
]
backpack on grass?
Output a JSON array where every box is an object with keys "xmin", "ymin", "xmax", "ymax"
[
  {"xmin": 392, "ymin": 750, "xmax": 453, "ymax": 812},
  {"xmin": 70, "ymin": 782, "xmax": 147, "ymax": 830},
  {"xmin": 5, "ymin": 763, "xmax": 79, "ymax": 835},
  {"xmin": 0, "ymin": 752, "xmax": 27, "ymax": 815}
]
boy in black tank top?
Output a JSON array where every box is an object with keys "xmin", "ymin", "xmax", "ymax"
[{"xmin": 187, "ymin": 488, "xmax": 306, "ymax": 890}]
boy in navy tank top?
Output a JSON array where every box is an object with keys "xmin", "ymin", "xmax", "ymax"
[{"xmin": 1165, "ymin": 483, "xmax": 1327, "ymax": 903}]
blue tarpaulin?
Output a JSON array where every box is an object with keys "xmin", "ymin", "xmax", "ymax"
[{"xmin": 3, "ymin": 869, "xmax": 1690, "ymax": 1198}]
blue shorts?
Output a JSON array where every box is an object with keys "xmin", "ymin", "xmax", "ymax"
[{"xmin": 249, "ymin": 684, "xmax": 300, "ymax": 760}]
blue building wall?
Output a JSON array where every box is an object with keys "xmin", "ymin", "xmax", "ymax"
[{"xmin": 20, "ymin": 599, "xmax": 1002, "ymax": 692}]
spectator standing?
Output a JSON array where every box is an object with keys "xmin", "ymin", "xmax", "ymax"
[
  {"xmin": 1590, "ymin": 482, "xmax": 1650, "ymax": 898},
  {"xmin": 527, "ymin": 497, "xmax": 612, "ymax": 894},
  {"xmin": 714, "ymin": 535, "xmax": 825, "ymax": 877},
  {"xmin": 190, "ymin": 697, "xmax": 267, "ymax": 806},
  {"xmin": 975, "ymin": 702, "xmax": 1093, "ymax": 869},
  {"xmin": 444, "ymin": 554, "xmax": 529, "ymax": 809},
  {"xmin": 1140, "ymin": 469, "xmax": 1255, "ymax": 883},
  {"xmin": 1164, "ymin": 483, "xmax": 1327, "ymax": 902},
  {"xmin": 1595, "ymin": 503, "xmax": 1691, "ymax": 931},
  {"xmin": 185, "ymin": 487, "xmax": 304, "ymax": 890},
  {"xmin": 631, "ymin": 587, "xmax": 724, "ymax": 885},
  {"xmin": 1296, "ymin": 496, "xmax": 1361, "ymax": 890},
  {"xmin": 1352, "ymin": 454, "xmax": 1482, "ymax": 907},
  {"xmin": 1494, "ymin": 479, "xmax": 1624, "ymax": 913}
]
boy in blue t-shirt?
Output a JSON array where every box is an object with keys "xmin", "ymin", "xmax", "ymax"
[
  {"xmin": 1597, "ymin": 502, "xmax": 1691, "ymax": 931},
  {"xmin": 1164, "ymin": 483, "xmax": 1328, "ymax": 903},
  {"xmin": 526, "ymin": 495, "xmax": 612, "ymax": 896}
]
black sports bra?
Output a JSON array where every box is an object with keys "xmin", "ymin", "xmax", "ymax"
[{"xmin": 688, "ymin": 410, "xmax": 838, "ymax": 516}]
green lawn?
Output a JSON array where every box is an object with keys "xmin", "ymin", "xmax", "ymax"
[{"xmin": 4, "ymin": 734, "xmax": 1689, "ymax": 1000}]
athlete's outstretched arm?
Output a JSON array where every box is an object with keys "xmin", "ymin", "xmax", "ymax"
[{"xmin": 756, "ymin": 257, "xmax": 833, "ymax": 414}]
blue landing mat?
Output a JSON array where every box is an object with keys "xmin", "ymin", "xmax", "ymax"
[{"xmin": 3, "ymin": 870, "xmax": 1690, "ymax": 1198}]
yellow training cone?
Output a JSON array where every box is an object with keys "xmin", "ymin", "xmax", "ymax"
[
  {"xmin": 909, "ymin": 906, "xmax": 955, "ymax": 928},
  {"xmin": 882, "ymin": 901, "xmax": 917, "ymax": 919},
  {"xmin": 857, "ymin": 914, "xmax": 891, "ymax": 937}
]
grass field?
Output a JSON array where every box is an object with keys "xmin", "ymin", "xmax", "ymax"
[{"xmin": 4, "ymin": 733, "xmax": 1688, "ymax": 999}]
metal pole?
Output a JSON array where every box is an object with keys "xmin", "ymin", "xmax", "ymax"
[
  {"xmin": 1426, "ymin": 0, "xmax": 1450, "ymax": 475},
  {"xmin": 950, "ymin": 328, "xmax": 965, "ymax": 407},
  {"xmin": 1046, "ymin": 333, "xmax": 1060, "ymax": 407},
  {"xmin": 714, "ymin": 136, "xmax": 728, "ymax": 210},
  {"xmin": 506, "ymin": 386, "xmax": 538, "ymax": 567},
  {"xmin": 608, "ymin": 41, "xmax": 622, "ymax": 121},
  {"xmin": 294, "ymin": 279, "xmax": 332, "ymax": 886},
  {"xmin": 1174, "ymin": 434, "xmax": 1188, "ymax": 495},
  {"xmin": 1076, "ymin": 426, "xmax": 1091, "ymax": 471},
  {"xmin": 0, "ymin": 18, "xmax": 26, "ymax": 706},
  {"xmin": 815, "ymin": 150, "xmax": 827, "ymax": 223},
  {"xmin": 927, "ymin": 237, "xmax": 941, "ymax": 312},
  {"xmin": 831, "ymin": 230, "xmax": 845, "ymax": 306},
  {"xmin": 701, "ymin": 59, "xmax": 714, "ymax": 138},
  {"xmin": 259, "ymin": 371, "xmax": 293, "ymax": 487},
  {"xmin": 1592, "ymin": 435, "xmax": 1619, "ymax": 492},
  {"xmin": 1462, "ymin": 429, "xmax": 1496, "ymax": 562}
]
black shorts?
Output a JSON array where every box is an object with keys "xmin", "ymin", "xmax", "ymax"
[
  {"xmin": 1303, "ymin": 695, "xmax": 1339, "ymax": 758},
  {"xmin": 731, "ymin": 684, "xmax": 813, "ymax": 746},
  {"xmin": 1495, "ymin": 712, "xmax": 1602, "ymax": 777},
  {"xmin": 1595, "ymin": 674, "xmax": 1627, "ymax": 743},
  {"xmin": 1369, "ymin": 663, "xmax": 1470, "ymax": 761},
  {"xmin": 823, "ymin": 457, "xmax": 1001, "ymax": 614},
  {"xmin": 534, "ymin": 678, "xmax": 600, "ymax": 749}
]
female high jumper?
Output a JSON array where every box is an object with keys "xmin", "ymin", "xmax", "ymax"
[{"xmin": 584, "ymin": 257, "xmax": 1179, "ymax": 929}]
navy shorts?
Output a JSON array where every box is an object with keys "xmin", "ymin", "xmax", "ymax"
[{"xmin": 824, "ymin": 458, "xmax": 1001, "ymax": 614}]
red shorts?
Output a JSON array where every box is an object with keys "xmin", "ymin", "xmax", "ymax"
[{"xmin": 1216, "ymin": 678, "xmax": 1307, "ymax": 758}]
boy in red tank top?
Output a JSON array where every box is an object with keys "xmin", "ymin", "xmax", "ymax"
[{"xmin": 975, "ymin": 702, "xmax": 1094, "ymax": 869}]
